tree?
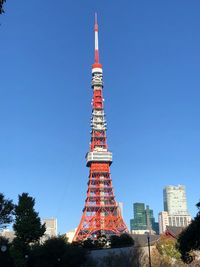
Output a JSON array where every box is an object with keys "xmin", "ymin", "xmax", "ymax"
[
  {"xmin": 94, "ymin": 235, "xmax": 108, "ymax": 248},
  {"xmin": 156, "ymin": 235, "xmax": 181, "ymax": 260},
  {"xmin": 0, "ymin": 236, "xmax": 14, "ymax": 267},
  {"xmin": 151, "ymin": 235, "xmax": 181, "ymax": 267},
  {"xmin": 82, "ymin": 238, "xmax": 96, "ymax": 249},
  {"xmin": 0, "ymin": 0, "xmax": 6, "ymax": 14},
  {"xmin": 0, "ymin": 193, "xmax": 14, "ymax": 229},
  {"xmin": 177, "ymin": 202, "xmax": 200, "ymax": 263},
  {"xmin": 13, "ymin": 193, "xmax": 46, "ymax": 245},
  {"xmin": 11, "ymin": 193, "xmax": 46, "ymax": 267},
  {"xmin": 27, "ymin": 237, "xmax": 87, "ymax": 267},
  {"xmin": 110, "ymin": 233, "xmax": 134, "ymax": 248}
]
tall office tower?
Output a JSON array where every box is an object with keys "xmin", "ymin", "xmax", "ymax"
[
  {"xmin": 159, "ymin": 185, "xmax": 191, "ymax": 233},
  {"xmin": 131, "ymin": 203, "xmax": 147, "ymax": 231},
  {"xmin": 163, "ymin": 185, "xmax": 189, "ymax": 215},
  {"xmin": 130, "ymin": 203, "xmax": 158, "ymax": 234},
  {"xmin": 73, "ymin": 15, "xmax": 128, "ymax": 242}
]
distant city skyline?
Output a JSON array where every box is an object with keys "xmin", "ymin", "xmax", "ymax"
[{"xmin": 1, "ymin": 1, "xmax": 200, "ymax": 234}]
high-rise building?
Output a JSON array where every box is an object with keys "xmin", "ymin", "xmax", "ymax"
[
  {"xmin": 131, "ymin": 203, "xmax": 146, "ymax": 231},
  {"xmin": 158, "ymin": 211, "xmax": 169, "ymax": 234},
  {"xmin": 73, "ymin": 15, "xmax": 128, "ymax": 242},
  {"xmin": 130, "ymin": 203, "xmax": 158, "ymax": 234},
  {"xmin": 159, "ymin": 185, "xmax": 191, "ymax": 233},
  {"xmin": 163, "ymin": 185, "xmax": 189, "ymax": 215},
  {"xmin": 42, "ymin": 218, "xmax": 57, "ymax": 239}
]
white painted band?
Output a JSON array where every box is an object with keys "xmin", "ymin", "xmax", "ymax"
[
  {"xmin": 92, "ymin": 68, "xmax": 103, "ymax": 73},
  {"xmin": 95, "ymin": 31, "xmax": 98, "ymax": 50}
]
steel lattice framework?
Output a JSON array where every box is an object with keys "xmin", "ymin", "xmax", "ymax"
[{"xmin": 73, "ymin": 14, "xmax": 128, "ymax": 242}]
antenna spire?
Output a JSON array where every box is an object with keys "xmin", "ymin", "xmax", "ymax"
[{"xmin": 94, "ymin": 12, "xmax": 99, "ymax": 63}]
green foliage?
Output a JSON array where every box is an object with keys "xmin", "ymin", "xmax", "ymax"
[
  {"xmin": 0, "ymin": 236, "xmax": 14, "ymax": 267},
  {"xmin": 110, "ymin": 233, "xmax": 134, "ymax": 248},
  {"xmin": 11, "ymin": 193, "xmax": 45, "ymax": 267},
  {"xmin": 0, "ymin": 193, "xmax": 14, "ymax": 229},
  {"xmin": 10, "ymin": 238, "xmax": 30, "ymax": 267},
  {"xmin": 94, "ymin": 235, "xmax": 108, "ymax": 248},
  {"xmin": 82, "ymin": 238, "xmax": 96, "ymax": 249},
  {"xmin": 81, "ymin": 235, "xmax": 109, "ymax": 249},
  {"xmin": 27, "ymin": 237, "xmax": 87, "ymax": 267},
  {"xmin": 13, "ymin": 193, "xmax": 46, "ymax": 245},
  {"xmin": 177, "ymin": 202, "xmax": 200, "ymax": 263},
  {"xmin": 156, "ymin": 235, "xmax": 181, "ymax": 260},
  {"xmin": 0, "ymin": 0, "xmax": 6, "ymax": 14}
]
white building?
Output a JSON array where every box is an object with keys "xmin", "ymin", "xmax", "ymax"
[
  {"xmin": 159, "ymin": 185, "xmax": 191, "ymax": 233},
  {"xmin": 159, "ymin": 212, "xmax": 191, "ymax": 234},
  {"xmin": 159, "ymin": 211, "xmax": 169, "ymax": 234},
  {"xmin": 131, "ymin": 229, "xmax": 152, "ymax": 235},
  {"xmin": 42, "ymin": 218, "xmax": 57, "ymax": 240},
  {"xmin": 66, "ymin": 228, "xmax": 77, "ymax": 243},
  {"xmin": 163, "ymin": 185, "xmax": 189, "ymax": 216}
]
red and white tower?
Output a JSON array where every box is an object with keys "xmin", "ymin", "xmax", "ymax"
[{"xmin": 73, "ymin": 14, "xmax": 128, "ymax": 242}]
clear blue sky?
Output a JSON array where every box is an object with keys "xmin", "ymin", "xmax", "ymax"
[{"xmin": 0, "ymin": 1, "xmax": 200, "ymax": 234}]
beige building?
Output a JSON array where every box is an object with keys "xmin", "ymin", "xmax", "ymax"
[
  {"xmin": 66, "ymin": 228, "xmax": 77, "ymax": 243},
  {"xmin": 42, "ymin": 218, "xmax": 57, "ymax": 240},
  {"xmin": 159, "ymin": 211, "xmax": 169, "ymax": 234}
]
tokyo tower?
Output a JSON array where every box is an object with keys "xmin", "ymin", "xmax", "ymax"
[{"xmin": 73, "ymin": 14, "xmax": 128, "ymax": 242}]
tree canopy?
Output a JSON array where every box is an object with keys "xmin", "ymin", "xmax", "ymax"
[
  {"xmin": 28, "ymin": 237, "xmax": 87, "ymax": 267},
  {"xmin": 110, "ymin": 233, "xmax": 134, "ymax": 248},
  {"xmin": 0, "ymin": 236, "xmax": 14, "ymax": 267},
  {"xmin": 13, "ymin": 193, "xmax": 46, "ymax": 245},
  {"xmin": 11, "ymin": 193, "xmax": 46, "ymax": 267},
  {"xmin": 0, "ymin": 193, "xmax": 14, "ymax": 229},
  {"xmin": 0, "ymin": 0, "xmax": 6, "ymax": 14},
  {"xmin": 178, "ymin": 202, "xmax": 200, "ymax": 263}
]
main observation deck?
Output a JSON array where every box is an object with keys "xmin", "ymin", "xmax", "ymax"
[{"xmin": 86, "ymin": 151, "xmax": 112, "ymax": 166}]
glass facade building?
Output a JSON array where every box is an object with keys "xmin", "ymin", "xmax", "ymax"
[
  {"xmin": 130, "ymin": 203, "xmax": 158, "ymax": 234},
  {"xmin": 163, "ymin": 185, "xmax": 189, "ymax": 215}
]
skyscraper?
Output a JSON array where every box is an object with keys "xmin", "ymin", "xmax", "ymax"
[
  {"xmin": 131, "ymin": 203, "xmax": 146, "ymax": 231},
  {"xmin": 159, "ymin": 185, "xmax": 191, "ymax": 233},
  {"xmin": 73, "ymin": 15, "xmax": 128, "ymax": 242},
  {"xmin": 130, "ymin": 203, "xmax": 158, "ymax": 234},
  {"xmin": 163, "ymin": 185, "xmax": 189, "ymax": 215}
]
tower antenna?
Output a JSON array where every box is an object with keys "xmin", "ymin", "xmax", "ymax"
[{"xmin": 94, "ymin": 12, "xmax": 99, "ymax": 63}]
